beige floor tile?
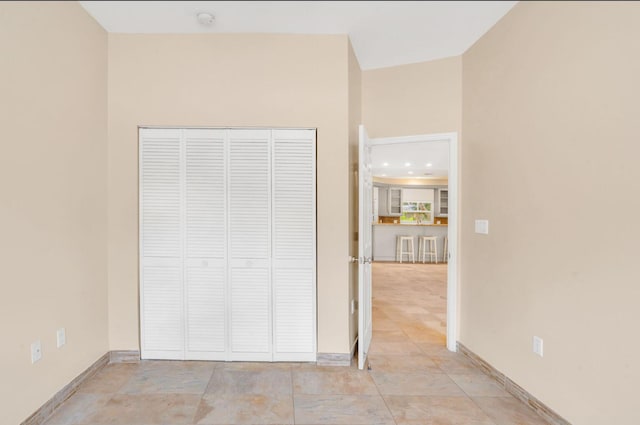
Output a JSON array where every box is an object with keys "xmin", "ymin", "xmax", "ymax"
[
  {"xmin": 368, "ymin": 341, "xmax": 423, "ymax": 355},
  {"xmin": 371, "ymin": 371, "xmax": 466, "ymax": 396},
  {"xmin": 400, "ymin": 322, "xmax": 445, "ymax": 339},
  {"xmin": 120, "ymin": 361, "xmax": 216, "ymax": 394},
  {"xmin": 139, "ymin": 360, "xmax": 218, "ymax": 371},
  {"xmin": 416, "ymin": 342, "xmax": 454, "ymax": 357},
  {"xmin": 373, "ymin": 329, "xmax": 411, "ymax": 342},
  {"xmin": 194, "ymin": 393, "xmax": 294, "ymax": 424},
  {"xmin": 448, "ymin": 375, "xmax": 510, "ymax": 397},
  {"xmin": 43, "ymin": 394, "xmax": 111, "ymax": 425},
  {"xmin": 76, "ymin": 363, "xmax": 140, "ymax": 394},
  {"xmin": 294, "ymin": 394, "xmax": 395, "ymax": 425},
  {"xmin": 371, "ymin": 318, "xmax": 403, "ymax": 331},
  {"xmin": 217, "ymin": 361, "xmax": 293, "ymax": 371},
  {"xmin": 384, "ymin": 395, "xmax": 497, "ymax": 425},
  {"xmin": 84, "ymin": 393, "xmax": 201, "ymax": 424},
  {"xmin": 367, "ymin": 353, "xmax": 443, "ymax": 374},
  {"xmin": 292, "ymin": 369, "xmax": 378, "ymax": 395},
  {"xmin": 206, "ymin": 368, "xmax": 292, "ymax": 395},
  {"xmin": 431, "ymin": 354, "xmax": 485, "ymax": 375},
  {"xmin": 473, "ymin": 396, "xmax": 550, "ymax": 425}
]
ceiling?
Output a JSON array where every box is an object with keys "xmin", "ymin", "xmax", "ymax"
[
  {"xmin": 371, "ymin": 142, "xmax": 449, "ymax": 180},
  {"xmin": 79, "ymin": 1, "xmax": 517, "ymax": 70}
]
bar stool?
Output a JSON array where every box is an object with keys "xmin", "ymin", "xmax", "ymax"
[
  {"xmin": 396, "ymin": 235, "xmax": 415, "ymax": 263},
  {"xmin": 418, "ymin": 236, "xmax": 438, "ymax": 264},
  {"xmin": 443, "ymin": 236, "xmax": 448, "ymax": 263}
]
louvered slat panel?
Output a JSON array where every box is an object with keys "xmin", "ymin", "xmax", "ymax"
[
  {"xmin": 140, "ymin": 128, "xmax": 184, "ymax": 360},
  {"xmin": 140, "ymin": 130, "xmax": 181, "ymax": 258},
  {"xmin": 230, "ymin": 267, "xmax": 270, "ymax": 354},
  {"xmin": 141, "ymin": 265, "xmax": 183, "ymax": 353},
  {"xmin": 185, "ymin": 261, "xmax": 226, "ymax": 355},
  {"xmin": 272, "ymin": 133, "xmax": 315, "ymax": 260},
  {"xmin": 228, "ymin": 130, "xmax": 270, "ymax": 260},
  {"xmin": 272, "ymin": 129, "xmax": 316, "ymax": 360},
  {"xmin": 185, "ymin": 129, "xmax": 226, "ymax": 259},
  {"xmin": 184, "ymin": 129, "xmax": 227, "ymax": 359},
  {"xmin": 274, "ymin": 269, "xmax": 314, "ymax": 353}
]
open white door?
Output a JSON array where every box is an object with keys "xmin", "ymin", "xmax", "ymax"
[{"xmin": 358, "ymin": 125, "xmax": 373, "ymax": 370}]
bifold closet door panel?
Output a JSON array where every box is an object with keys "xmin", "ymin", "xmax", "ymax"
[
  {"xmin": 272, "ymin": 129, "xmax": 317, "ymax": 361},
  {"xmin": 228, "ymin": 129, "xmax": 272, "ymax": 360},
  {"xmin": 184, "ymin": 129, "xmax": 227, "ymax": 360},
  {"xmin": 139, "ymin": 128, "xmax": 185, "ymax": 360}
]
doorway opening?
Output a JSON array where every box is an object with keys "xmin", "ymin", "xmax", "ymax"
[{"xmin": 358, "ymin": 130, "xmax": 458, "ymax": 368}]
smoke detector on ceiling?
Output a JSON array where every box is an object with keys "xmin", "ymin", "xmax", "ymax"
[{"xmin": 197, "ymin": 12, "xmax": 215, "ymax": 26}]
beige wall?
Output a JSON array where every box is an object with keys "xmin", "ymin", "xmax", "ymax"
[
  {"xmin": 348, "ymin": 42, "xmax": 362, "ymax": 350},
  {"xmin": 362, "ymin": 57, "xmax": 462, "ymax": 138},
  {"xmin": 0, "ymin": 2, "xmax": 108, "ymax": 424},
  {"xmin": 107, "ymin": 34, "xmax": 353, "ymax": 355},
  {"xmin": 462, "ymin": 2, "xmax": 640, "ymax": 424}
]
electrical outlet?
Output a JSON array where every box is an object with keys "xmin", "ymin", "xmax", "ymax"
[
  {"xmin": 351, "ymin": 299, "xmax": 357, "ymax": 314},
  {"xmin": 31, "ymin": 340, "xmax": 42, "ymax": 363},
  {"xmin": 475, "ymin": 219, "xmax": 489, "ymax": 234},
  {"xmin": 57, "ymin": 328, "xmax": 66, "ymax": 348},
  {"xmin": 533, "ymin": 336, "xmax": 543, "ymax": 357}
]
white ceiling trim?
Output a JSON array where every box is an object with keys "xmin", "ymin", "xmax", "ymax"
[{"xmin": 79, "ymin": 1, "xmax": 517, "ymax": 70}]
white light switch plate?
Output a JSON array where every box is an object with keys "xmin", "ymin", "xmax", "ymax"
[
  {"xmin": 475, "ymin": 219, "xmax": 489, "ymax": 234},
  {"xmin": 533, "ymin": 336, "xmax": 544, "ymax": 357}
]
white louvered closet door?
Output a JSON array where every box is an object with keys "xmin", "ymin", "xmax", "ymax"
[
  {"xmin": 184, "ymin": 129, "xmax": 227, "ymax": 360},
  {"xmin": 228, "ymin": 129, "xmax": 272, "ymax": 361},
  {"xmin": 141, "ymin": 127, "xmax": 316, "ymax": 362},
  {"xmin": 272, "ymin": 130, "xmax": 317, "ymax": 361},
  {"xmin": 139, "ymin": 128, "xmax": 184, "ymax": 360}
]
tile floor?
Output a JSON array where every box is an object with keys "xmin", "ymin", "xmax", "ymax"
[{"xmin": 42, "ymin": 262, "xmax": 550, "ymax": 425}]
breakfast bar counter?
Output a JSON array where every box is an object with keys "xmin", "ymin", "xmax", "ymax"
[{"xmin": 373, "ymin": 223, "xmax": 448, "ymax": 262}]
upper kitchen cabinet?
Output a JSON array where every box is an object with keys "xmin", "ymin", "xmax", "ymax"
[
  {"xmin": 438, "ymin": 188, "xmax": 449, "ymax": 216},
  {"xmin": 376, "ymin": 185, "xmax": 389, "ymax": 216},
  {"xmin": 388, "ymin": 187, "xmax": 402, "ymax": 216}
]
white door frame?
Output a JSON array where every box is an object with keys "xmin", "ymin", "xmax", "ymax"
[
  {"xmin": 357, "ymin": 125, "xmax": 373, "ymax": 369},
  {"xmin": 369, "ymin": 132, "xmax": 459, "ymax": 352}
]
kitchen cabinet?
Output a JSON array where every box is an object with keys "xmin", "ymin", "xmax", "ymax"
[
  {"xmin": 376, "ymin": 186, "xmax": 388, "ymax": 215},
  {"xmin": 388, "ymin": 187, "xmax": 402, "ymax": 215},
  {"xmin": 438, "ymin": 189, "xmax": 449, "ymax": 216}
]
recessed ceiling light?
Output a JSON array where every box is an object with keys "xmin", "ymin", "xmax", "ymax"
[
  {"xmin": 404, "ymin": 162, "xmax": 411, "ymax": 167},
  {"xmin": 408, "ymin": 171, "xmax": 414, "ymax": 175},
  {"xmin": 381, "ymin": 174, "xmax": 387, "ymax": 177},
  {"xmin": 197, "ymin": 12, "xmax": 215, "ymax": 26},
  {"xmin": 426, "ymin": 163, "xmax": 433, "ymax": 167},
  {"xmin": 382, "ymin": 162, "xmax": 389, "ymax": 167}
]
